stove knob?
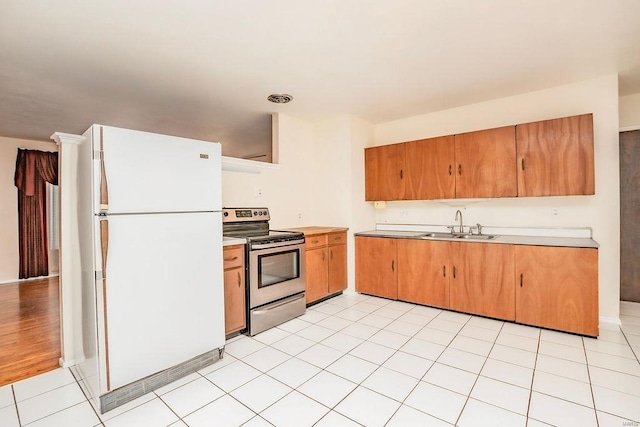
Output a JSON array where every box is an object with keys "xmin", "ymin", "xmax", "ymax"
[
  {"xmin": 223, "ymin": 212, "xmax": 229, "ymax": 217},
  {"xmin": 258, "ymin": 211, "xmax": 263, "ymax": 216},
  {"xmin": 253, "ymin": 211, "xmax": 258, "ymax": 216}
]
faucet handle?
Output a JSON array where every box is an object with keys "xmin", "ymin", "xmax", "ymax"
[
  {"xmin": 447, "ymin": 225, "xmax": 456, "ymax": 234},
  {"xmin": 476, "ymin": 223, "xmax": 483, "ymax": 235}
]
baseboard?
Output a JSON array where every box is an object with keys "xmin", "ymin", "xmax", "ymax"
[
  {"xmin": 59, "ymin": 356, "xmax": 84, "ymax": 368},
  {"xmin": 599, "ymin": 316, "xmax": 622, "ymax": 326}
]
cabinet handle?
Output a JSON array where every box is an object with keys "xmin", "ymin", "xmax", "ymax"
[
  {"xmin": 391, "ymin": 260, "xmax": 395, "ymax": 272},
  {"xmin": 458, "ymin": 164, "xmax": 462, "ymax": 175},
  {"xmin": 224, "ymin": 256, "xmax": 238, "ymax": 262},
  {"xmin": 521, "ymin": 158, "xmax": 525, "ymax": 171},
  {"xmin": 443, "ymin": 265, "xmax": 446, "ymax": 277},
  {"xmin": 520, "ymin": 273, "xmax": 523, "ymax": 287},
  {"xmin": 453, "ymin": 266, "xmax": 456, "ymax": 279},
  {"xmin": 237, "ymin": 272, "xmax": 241, "ymax": 287},
  {"xmin": 322, "ymin": 251, "xmax": 325, "ymax": 261},
  {"xmin": 400, "ymin": 169, "xmax": 404, "ymax": 179},
  {"xmin": 312, "ymin": 240, "xmax": 319, "ymax": 244},
  {"xmin": 330, "ymin": 249, "xmax": 333, "ymax": 260},
  {"xmin": 448, "ymin": 164, "xmax": 452, "ymax": 176}
]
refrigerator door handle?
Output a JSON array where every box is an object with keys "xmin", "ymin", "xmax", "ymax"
[
  {"xmin": 100, "ymin": 217, "xmax": 109, "ymax": 278},
  {"xmin": 99, "ymin": 126, "xmax": 109, "ymax": 212}
]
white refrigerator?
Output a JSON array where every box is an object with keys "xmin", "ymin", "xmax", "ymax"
[{"xmin": 73, "ymin": 125, "xmax": 225, "ymax": 412}]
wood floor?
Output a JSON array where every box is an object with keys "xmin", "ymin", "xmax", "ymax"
[{"xmin": 0, "ymin": 277, "xmax": 60, "ymax": 386}]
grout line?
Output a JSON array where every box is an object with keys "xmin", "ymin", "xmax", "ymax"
[{"xmin": 11, "ymin": 385, "xmax": 22, "ymax": 427}]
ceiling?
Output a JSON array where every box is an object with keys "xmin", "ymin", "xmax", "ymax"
[{"xmin": 2, "ymin": 1, "xmax": 639, "ymax": 159}]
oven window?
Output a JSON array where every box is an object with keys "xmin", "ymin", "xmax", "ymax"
[{"xmin": 257, "ymin": 249, "xmax": 300, "ymax": 288}]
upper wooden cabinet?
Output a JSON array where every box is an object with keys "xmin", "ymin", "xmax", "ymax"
[
  {"xmin": 516, "ymin": 114, "xmax": 594, "ymax": 196},
  {"xmin": 454, "ymin": 126, "xmax": 517, "ymax": 198},
  {"xmin": 365, "ymin": 113, "xmax": 594, "ymax": 201},
  {"xmin": 365, "ymin": 143, "xmax": 405, "ymax": 201},
  {"xmin": 404, "ymin": 136, "xmax": 455, "ymax": 200}
]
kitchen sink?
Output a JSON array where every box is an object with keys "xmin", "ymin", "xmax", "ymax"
[
  {"xmin": 418, "ymin": 232, "xmax": 458, "ymax": 239},
  {"xmin": 456, "ymin": 234, "xmax": 497, "ymax": 240},
  {"xmin": 418, "ymin": 232, "xmax": 497, "ymax": 241}
]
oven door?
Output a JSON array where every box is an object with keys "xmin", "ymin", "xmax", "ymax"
[{"xmin": 249, "ymin": 241, "xmax": 306, "ymax": 309}]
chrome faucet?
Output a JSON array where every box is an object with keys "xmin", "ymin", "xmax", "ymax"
[{"xmin": 455, "ymin": 210, "xmax": 463, "ymax": 233}]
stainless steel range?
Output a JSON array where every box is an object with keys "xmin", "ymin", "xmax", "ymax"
[{"xmin": 222, "ymin": 208, "xmax": 306, "ymax": 336}]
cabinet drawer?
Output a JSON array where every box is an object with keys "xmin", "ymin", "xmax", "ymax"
[
  {"xmin": 305, "ymin": 234, "xmax": 327, "ymax": 249},
  {"xmin": 328, "ymin": 232, "xmax": 347, "ymax": 246},
  {"xmin": 223, "ymin": 245, "xmax": 244, "ymax": 269}
]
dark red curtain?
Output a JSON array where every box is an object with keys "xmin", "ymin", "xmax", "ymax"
[{"xmin": 14, "ymin": 149, "xmax": 59, "ymax": 279}]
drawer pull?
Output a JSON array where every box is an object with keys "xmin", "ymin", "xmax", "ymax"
[
  {"xmin": 224, "ymin": 256, "xmax": 239, "ymax": 262},
  {"xmin": 312, "ymin": 240, "xmax": 319, "ymax": 244},
  {"xmin": 335, "ymin": 236, "xmax": 342, "ymax": 240},
  {"xmin": 237, "ymin": 272, "xmax": 241, "ymax": 287}
]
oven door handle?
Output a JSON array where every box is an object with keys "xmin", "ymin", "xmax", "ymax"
[
  {"xmin": 252, "ymin": 293, "xmax": 306, "ymax": 314},
  {"xmin": 250, "ymin": 239, "xmax": 306, "ymax": 250}
]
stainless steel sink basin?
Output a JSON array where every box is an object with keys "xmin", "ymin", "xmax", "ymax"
[
  {"xmin": 456, "ymin": 234, "xmax": 497, "ymax": 240},
  {"xmin": 418, "ymin": 232, "xmax": 457, "ymax": 239},
  {"xmin": 418, "ymin": 232, "xmax": 497, "ymax": 241}
]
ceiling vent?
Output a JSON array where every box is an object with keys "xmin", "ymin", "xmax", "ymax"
[{"xmin": 267, "ymin": 93, "xmax": 293, "ymax": 104}]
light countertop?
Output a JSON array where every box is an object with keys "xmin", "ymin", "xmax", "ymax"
[
  {"xmin": 223, "ymin": 236, "xmax": 246, "ymax": 247},
  {"xmin": 354, "ymin": 230, "xmax": 599, "ymax": 249}
]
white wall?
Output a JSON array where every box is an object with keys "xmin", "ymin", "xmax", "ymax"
[
  {"xmin": 222, "ymin": 114, "xmax": 315, "ymax": 228},
  {"xmin": 373, "ymin": 75, "xmax": 620, "ymax": 321},
  {"xmin": 620, "ymin": 93, "xmax": 640, "ymax": 128},
  {"xmin": 222, "ymin": 113, "xmax": 376, "ymax": 290}
]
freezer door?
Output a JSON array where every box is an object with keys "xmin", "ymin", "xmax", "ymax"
[
  {"xmin": 95, "ymin": 211, "xmax": 224, "ymax": 391},
  {"xmin": 93, "ymin": 125, "xmax": 222, "ymax": 214}
]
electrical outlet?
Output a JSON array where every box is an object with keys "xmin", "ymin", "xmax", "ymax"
[
  {"xmin": 552, "ymin": 208, "xmax": 558, "ymax": 216},
  {"xmin": 254, "ymin": 187, "xmax": 262, "ymax": 197},
  {"xmin": 298, "ymin": 213, "xmax": 302, "ymax": 219}
]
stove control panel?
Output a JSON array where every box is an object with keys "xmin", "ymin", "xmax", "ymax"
[{"xmin": 222, "ymin": 207, "xmax": 270, "ymax": 222}]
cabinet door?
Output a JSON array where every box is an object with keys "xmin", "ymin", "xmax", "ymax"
[
  {"xmin": 455, "ymin": 126, "xmax": 517, "ymax": 198},
  {"xmin": 516, "ymin": 114, "xmax": 594, "ymax": 196},
  {"xmin": 450, "ymin": 242, "xmax": 515, "ymax": 320},
  {"xmin": 306, "ymin": 247, "xmax": 329, "ymax": 304},
  {"xmin": 355, "ymin": 237, "xmax": 397, "ymax": 299},
  {"xmin": 328, "ymin": 244, "xmax": 347, "ymax": 294},
  {"xmin": 515, "ymin": 246, "xmax": 598, "ymax": 336},
  {"xmin": 405, "ymin": 136, "xmax": 455, "ymax": 200},
  {"xmin": 365, "ymin": 144, "xmax": 405, "ymax": 201},
  {"xmin": 397, "ymin": 239, "xmax": 450, "ymax": 308},
  {"xmin": 224, "ymin": 267, "xmax": 246, "ymax": 335}
]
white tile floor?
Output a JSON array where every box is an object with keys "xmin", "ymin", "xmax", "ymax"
[{"xmin": 2, "ymin": 295, "xmax": 640, "ymax": 426}]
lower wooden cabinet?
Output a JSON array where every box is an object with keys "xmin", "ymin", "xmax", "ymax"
[
  {"xmin": 223, "ymin": 245, "xmax": 246, "ymax": 336},
  {"xmin": 355, "ymin": 236, "xmax": 599, "ymax": 336},
  {"xmin": 304, "ymin": 231, "xmax": 348, "ymax": 304},
  {"xmin": 355, "ymin": 236, "xmax": 398, "ymax": 299},
  {"xmin": 397, "ymin": 239, "xmax": 450, "ymax": 308},
  {"xmin": 449, "ymin": 242, "xmax": 515, "ymax": 321},
  {"xmin": 515, "ymin": 245, "xmax": 598, "ymax": 336}
]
